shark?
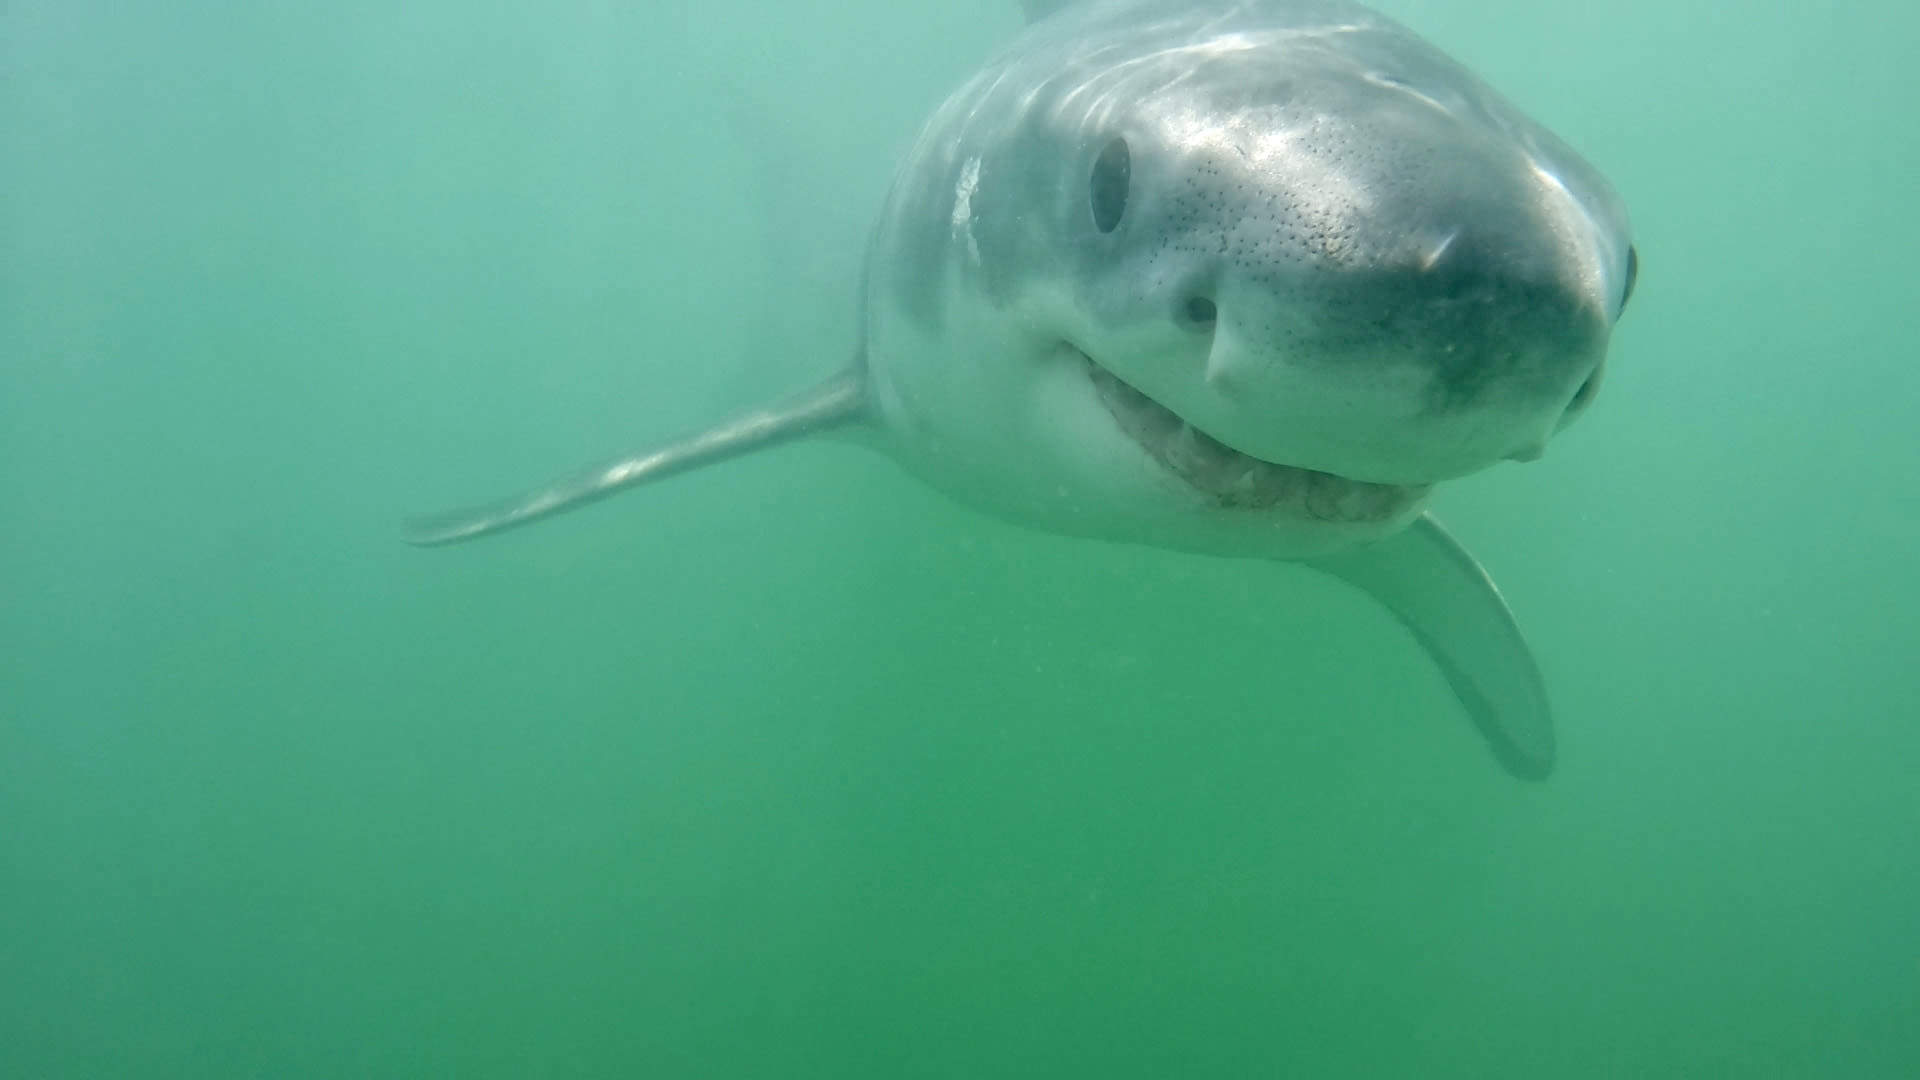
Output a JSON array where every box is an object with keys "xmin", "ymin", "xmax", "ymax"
[{"xmin": 407, "ymin": 0, "xmax": 1638, "ymax": 781}]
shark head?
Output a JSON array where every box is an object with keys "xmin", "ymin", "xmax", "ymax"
[{"xmin": 864, "ymin": 0, "xmax": 1635, "ymax": 557}]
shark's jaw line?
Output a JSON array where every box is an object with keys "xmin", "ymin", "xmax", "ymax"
[{"xmin": 1069, "ymin": 344, "xmax": 1430, "ymax": 525}]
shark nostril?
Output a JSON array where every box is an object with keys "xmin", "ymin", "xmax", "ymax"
[{"xmin": 1182, "ymin": 296, "xmax": 1218, "ymax": 330}]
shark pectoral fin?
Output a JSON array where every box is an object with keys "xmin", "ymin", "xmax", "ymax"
[
  {"xmin": 1309, "ymin": 514, "xmax": 1555, "ymax": 781},
  {"xmin": 403, "ymin": 369, "xmax": 869, "ymax": 547}
]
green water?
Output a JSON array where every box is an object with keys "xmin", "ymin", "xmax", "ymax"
[{"xmin": 4, "ymin": 1, "xmax": 1916, "ymax": 1076}]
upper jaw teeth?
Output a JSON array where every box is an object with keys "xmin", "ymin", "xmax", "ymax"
[{"xmin": 1080, "ymin": 351, "xmax": 1427, "ymax": 522}]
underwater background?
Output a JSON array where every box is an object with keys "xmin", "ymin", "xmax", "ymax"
[{"xmin": 3, "ymin": 1, "xmax": 1916, "ymax": 1076}]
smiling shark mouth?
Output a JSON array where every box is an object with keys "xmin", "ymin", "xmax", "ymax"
[{"xmin": 1079, "ymin": 351, "xmax": 1429, "ymax": 523}]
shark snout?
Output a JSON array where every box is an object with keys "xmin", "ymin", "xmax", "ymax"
[
  {"xmin": 1056, "ymin": 29, "xmax": 1635, "ymax": 489},
  {"xmin": 1142, "ymin": 153, "xmax": 1623, "ymax": 481},
  {"xmin": 1152, "ymin": 248, "xmax": 1612, "ymax": 485}
]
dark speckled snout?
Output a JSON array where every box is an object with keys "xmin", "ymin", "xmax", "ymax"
[
  {"xmin": 1318, "ymin": 216, "xmax": 1613, "ymax": 419},
  {"xmin": 1092, "ymin": 61, "xmax": 1631, "ymax": 482}
]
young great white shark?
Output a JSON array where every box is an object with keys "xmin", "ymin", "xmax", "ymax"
[{"xmin": 407, "ymin": 0, "xmax": 1637, "ymax": 781}]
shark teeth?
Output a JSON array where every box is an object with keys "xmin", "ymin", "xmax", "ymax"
[{"xmin": 1082, "ymin": 355, "xmax": 1428, "ymax": 523}]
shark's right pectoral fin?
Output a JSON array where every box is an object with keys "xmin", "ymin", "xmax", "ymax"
[
  {"xmin": 404, "ymin": 369, "xmax": 869, "ymax": 547},
  {"xmin": 1309, "ymin": 514, "xmax": 1556, "ymax": 781}
]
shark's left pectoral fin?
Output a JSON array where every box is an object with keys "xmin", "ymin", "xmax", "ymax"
[{"xmin": 1310, "ymin": 514, "xmax": 1555, "ymax": 781}]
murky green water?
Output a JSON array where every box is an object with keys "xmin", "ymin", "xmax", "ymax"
[{"xmin": 4, "ymin": 2, "xmax": 1916, "ymax": 1076}]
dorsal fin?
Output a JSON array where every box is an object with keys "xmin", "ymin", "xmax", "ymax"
[
  {"xmin": 1019, "ymin": 0, "xmax": 1078, "ymax": 24},
  {"xmin": 403, "ymin": 370, "xmax": 868, "ymax": 547}
]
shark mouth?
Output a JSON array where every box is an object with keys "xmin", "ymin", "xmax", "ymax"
[{"xmin": 1080, "ymin": 351, "xmax": 1429, "ymax": 524}]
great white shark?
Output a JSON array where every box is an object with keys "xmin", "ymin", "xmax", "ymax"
[{"xmin": 406, "ymin": 0, "xmax": 1638, "ymax": 781}]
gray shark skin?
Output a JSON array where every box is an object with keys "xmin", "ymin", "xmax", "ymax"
[{"xmin": 407, "ymin": 0, "xmax": 1637, "ymax": 782}]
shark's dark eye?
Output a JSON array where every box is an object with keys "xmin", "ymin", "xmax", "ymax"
[
  {"xmin": 1090, "ymin": 137, "xmax": 1131, "ymax": 233},
  {"xmin": 1182, "ymin": 296, "xmax": 1217, "ymax": 328},
  {"xmin": 1620, "ymin": 245, "xmax": 1640, "ymax": 311}
]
